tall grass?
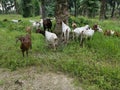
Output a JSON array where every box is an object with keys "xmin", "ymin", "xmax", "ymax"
[{"xmin": 0, "ymin": 15, "xmax": 120, "ymax": 90}]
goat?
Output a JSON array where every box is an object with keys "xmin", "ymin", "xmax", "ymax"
[
  {"xmin": 72, "ymin": 22, "xmax": 77, "ymax": 29},
  {"xmin": 114, "ymin": 31, "xmax": 120, "ymax": 37},
  {"xmin": 16, "ymin": 34, "xmax": 32, "ymax": 57},
  {"xmin": 72, "ymin": 25, "xmax": 90, "ymax": 40},
  {"xmin": 92, "ymin": 24, "xmax": 103, "ymax": 32},
  {"xmin": 32, "ymin": 22, "xmax": 40, "ymax": 29},
  {"xmin": 62, "ymin": 21, "xmax": 71, "ymax": 43},
  {"xmin": 26, "ymin": 26, "xmax": 31, "ymax": 34},
  {"xmin": 39, "ymin": 19, "xmax": 43, "ymax": 27},
  {"xmin": 36, "ymin": 28, "xmax": 45, "ymax": 36},
  {"xmin": 11, "ymin": 19, "xmax": 21, "ymax": 23},
  {"xmin": 80, "ymin": 28, "xmax": 94, "ymax": 47},
  {"xmin": 104, "ymin": 30, "xmax": 115, "ymax": 36},
  {"xmin": 45, "ymin": 31, "xmax": 58, "ymax": 50},
  {"xmin": 29, "ymin": 20, "xmax": 41, "ymax": 29},
  {"xmin": 43, "ymin": 18, "xmax": 52, "ymax": 31}
]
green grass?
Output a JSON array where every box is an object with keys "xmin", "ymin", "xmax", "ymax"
[{"xmin": 0, "ymin": 14, "xmax": 120, "ymax": 90}]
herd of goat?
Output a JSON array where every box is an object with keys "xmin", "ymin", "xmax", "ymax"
[{"xmin": 8, "ymin": 18, "xmax": 120, "ymax": 57}]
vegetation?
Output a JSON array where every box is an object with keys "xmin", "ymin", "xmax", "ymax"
[{"xmin": 0, "ymin": 15, "xmax": 120, "ymax": 90}]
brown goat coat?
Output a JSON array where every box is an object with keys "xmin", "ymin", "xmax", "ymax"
[{"xmin": 17, "ymin": 34, "xmax": 31, "ymax": 57}]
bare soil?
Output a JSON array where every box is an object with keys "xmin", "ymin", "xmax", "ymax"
[{"xmin": 0, "ymin": 67, "xmax": 82, "ymax": 90}]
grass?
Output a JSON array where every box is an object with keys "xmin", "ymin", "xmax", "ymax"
[{"xmin": 0, "ymin": 14, "xmax": 120, "ymax": 90}]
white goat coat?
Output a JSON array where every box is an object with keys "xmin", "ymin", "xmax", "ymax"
[
  {"xmin": 82, "ymin": 28, "xmax": 94, "ymax": 38},
  {"xmin": 97, "ymin": 25, "xmax": 103, "ymax": 32},
  {"xmin": 29, "ymin": 20, "xmax": 40, "ymax": 29},
  {"xmin": 110, "ymin": 30, "xmax": 115, "ymax": 35},
  {"xmin": 62, "ymin": 22, "xmax": 71, "ymax": 42},
  {"xmin": 11, "ymin": 19, "xmax": 20, "ymax": 23},
  {"xmin": 33, "ymin": 22, "xmax": 40, "ymax": 29},
  {"xmin": 45, "ymin": 31, "xmax": 58, "ymax": 49},
  {"xmin": 39, "ymin": 19, "xmax": 43, "ymax": 27},
  {"xmin": 73, "ymin": 25, "xmax": 90, "ymax": 38}
]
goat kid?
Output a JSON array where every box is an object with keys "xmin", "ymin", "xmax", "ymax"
[
  {"xmin": 92, "ymin": 24, "xmax": 103, "ymax": 32},
  {"xmin": 104, "ymin": 30, "xmax": 115, "ymax": 36},
  {"xmin": 16, "ymin": 34, "xmax": 32, "ymax": 57},
  {"xmin": 26, "ymin": 26, "xmax": 31, "ymax": 35},
  {"xmin": 36, "ymin": 28, "xmax": 45, "ymax": 36},
  {"xmin": 45, "ymin": 31, "xmax": 58, "ymax": 50}
]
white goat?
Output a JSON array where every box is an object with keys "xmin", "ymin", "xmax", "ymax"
[
  {"xmin": 29, "ymin": 20, "xmax": 40, "ymax": 29},
  {"xmin": 73, "ymin": 25, "xmax": 90, "ymax": 40},
  {"xmin": 32, "ymin": 22, "xmax": 40, "ymax": 29},
  {"xmin": 39, "ymin": 19, "xmax": 43, "ymax": 28},
  {"xmin": 97, "ymin": 25, "xmax": 103, "ymax": 32},
  {"xmin": 45, "ymin": 31, "xmax": 58, "ymax": 50},
  {"xmin": 80, "ymin": 28, "xmax": 94, "ymax": 46},
  {"xmin": 11, "ymin": 19, "xmax": 21, "ymax": 23},
  {"xmin": 62, "ymin": 21, "xmax": 71, "ymax": 43}
]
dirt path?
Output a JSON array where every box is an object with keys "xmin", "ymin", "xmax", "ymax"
[{"xmin": 0, "ymin": 67, "xmax": 82, "ymax": 90}]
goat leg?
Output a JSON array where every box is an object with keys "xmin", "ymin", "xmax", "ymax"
[
  {"xmin": 22, "ymin": 50, "xmax": 24, "ymax": 57},
  {"xmin": 26, "ymin": 50, "xmax": 28, "ymax": 57}
]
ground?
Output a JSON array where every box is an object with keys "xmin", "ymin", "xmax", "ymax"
[{"xmin": 0, "ymin": 66, "xmax": 82, "ymax": 90}]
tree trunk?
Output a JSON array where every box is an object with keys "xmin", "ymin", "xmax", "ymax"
[
  {"xmin": 54, "ymin": 0, "xmax": 69, "ymax": 40},
  {"xmin": 14, "ymin": 0, "xmax": 18, "ymax": 14},
  {"xmin": 99, "ymin": 0, "xmax": 106, "ymax": 20},
  {"xmin": 111, "ymin": 1, "xmax": 115, "ymax": 18},
  {"xmin": 74, "ymin": 0, "xmax": 77, "ymax": 16},
  {"xmin": 41, "ymin": 0, "xmax": 46, "ymax": 19}
]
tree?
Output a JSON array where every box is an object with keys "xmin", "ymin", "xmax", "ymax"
[
  {"xmin": 99, "ymin": 0, "xmax": 106, "ymax": 20},
  {"xmin": 54, "ymin": 0, "xmax": 69, "ymax": 41},
  {"xmin": 45, "ymin": 0, "xmax": 55, "ymax": 17},
  {"xmin": 68, "ymin": 0, "xmax": 77, "ymax": 16},
  {"xmin": 31, "ymin": 0, "xmax": 40, "ymax": 16},
  {"xmin": 40, "ymin": 0, "xmax": 46, "ymax": 19},
  {"xmin": 21, "ymin": 0, "xmax": 33, "ymax": 17},
  {"xmin": 79, "ymin": 0, "xmax": 99, "ymax": 17}
]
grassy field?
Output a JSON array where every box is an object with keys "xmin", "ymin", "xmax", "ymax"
[{"xmin": 0, "ymin": 14, "xmax": 120, "ymax": 90}]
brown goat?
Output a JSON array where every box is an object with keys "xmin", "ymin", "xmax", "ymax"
[
  {"xmin": 92, "ymin": 24, "xmax": 98, "ymax": 32},
  {"xmin": 72, "ymin": 22, "xmax": 77, "ymax": 29},
  {"xmin": 114, "ymin": 31, "xmax": 120, "ymax": 37},
  {"xmin": 16, "ymin": 34, "xmax": 32, "ymax": 57},
  {"xmin": 104, "ymin": 30, "xmax": 115, "ymax": 36},
  {"xmin": 26, "ymin": 26, "xmax": 31, "ymax": 34}
]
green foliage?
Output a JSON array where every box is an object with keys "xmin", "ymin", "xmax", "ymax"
[
  {"xmin": 69, "ymin": 16, "xmax": 92, "ymax": 27},
  {"xmin": 31, "ymin": 0, "xmax": 40, "ymax": 16},
  {"xmin": 21, "ymin": 0, "xmax": 33, "ymax": 17},
  {"xmin": 45, "ymin": 0, "xmax": 56, "ymax": 17}
]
